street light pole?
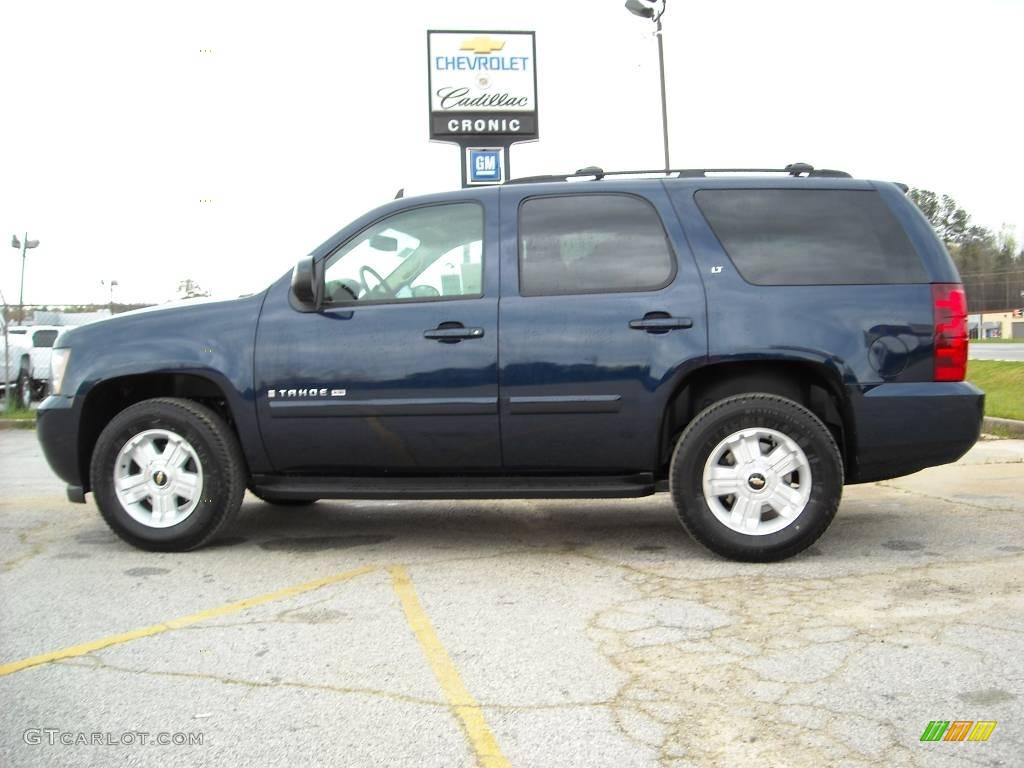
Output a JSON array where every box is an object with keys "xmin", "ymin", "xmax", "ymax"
[
  {"xmin": 103, "ymin": 279, "xmax": 119, "ymax": 313},
  {"xmin": 19, "ymin": 232, "xmax": 27, "ymax": 318},
  {"xmin": 625, "ymin": 0, "xmax": 671, "ymax": 172},
  {"xmin": 10, "ymin": 233, "xmax": 40, "ymax": 324},
  {"xmin": 655, "ymin": 13, "xmax": 670, "ymax": 172}
]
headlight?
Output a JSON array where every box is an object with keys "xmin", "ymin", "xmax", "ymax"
[{"xmin": 50, "ymin": 348, "xmax": 71, "ymax": 395}]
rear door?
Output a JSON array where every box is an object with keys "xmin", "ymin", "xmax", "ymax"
[{"xmin": 497, "ymin": 184, "xmax": 708, "ymax": 472}]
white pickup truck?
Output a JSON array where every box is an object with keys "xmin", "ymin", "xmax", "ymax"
[
  {"xmin": 7, "ymin": 326, "xmax": 60, "ymax": 399},
  {"xmin": 1, "ymin": 329, "xmax": 35, "ymax": 409}
]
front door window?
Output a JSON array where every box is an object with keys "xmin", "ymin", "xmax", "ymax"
[{"xmin": 323, "ymin": 203, "xmax": 483, "ymax": 304}]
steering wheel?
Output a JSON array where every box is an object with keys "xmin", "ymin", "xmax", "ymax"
[{"xmin": 359, "ymin": 265, "xmax": 397, "ymax": 299}]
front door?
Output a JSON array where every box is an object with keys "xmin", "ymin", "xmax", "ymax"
[
  {"xmin": 498, "ymin": 185, "xmax": 708, "ymax": 472},
  {"xmin": 255, "ymin": 198, "xmax": 501, "ymax": 473}
]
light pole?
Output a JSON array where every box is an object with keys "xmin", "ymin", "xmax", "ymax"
[
  {"xmin": 102, "ymin": 279, "xmax": 120, "ymax": 313},
  {"xmin": 10, "ymin": 233, "xmax": 40, "ymax": 324},
  {"xmin": 625, "ymin": 0, "xmax": 671, "ymax": 172}
]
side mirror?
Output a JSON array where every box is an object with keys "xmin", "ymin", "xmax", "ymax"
[{"xmin": 290, "ymin": 256, "xmax": 322, "ymax": 309}]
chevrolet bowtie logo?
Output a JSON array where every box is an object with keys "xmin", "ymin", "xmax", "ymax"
[{"xmin": 460, "ymin": 36, "xmax": 505, "ymax": 55}]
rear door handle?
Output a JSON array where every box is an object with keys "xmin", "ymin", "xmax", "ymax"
[
  {"xmin": 424, "ymin": 323, "xmax": 485, "ymax": 343},
  {"xmin": 629, "ymin": 314, "xmax": 694, "ymax": 333}
]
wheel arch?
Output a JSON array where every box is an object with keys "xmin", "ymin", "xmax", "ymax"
[
  {"xmin": 658, "ymin": 359, "xmax": 853, "ymax": 476},
  {"xmin": 77, "ymin": 372, "xmax": 247, "ymax": 492}
]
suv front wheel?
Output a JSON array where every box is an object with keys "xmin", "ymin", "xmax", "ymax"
[
  {"xmin": 90, "ymin": 398, "xmax": 246, "ymax": 551},
  {"xmin": 670, "ymin": 393, "xmax": 843, "ymax": 562}
]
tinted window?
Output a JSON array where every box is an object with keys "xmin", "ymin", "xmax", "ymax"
[
  {"xmin": 323, "ymin": 203, "xmax": 483, "ymax": 304},
  {"xmin": 694, "ymin": 189, "xmax": 926, "ymax": 285},
  {"xmin": 519, "ymin": 195, "xmax": 675, "ymax": 296},
  {"xmin": 32, "ymin": 330, "xmax": 58, "ymax": 348}
]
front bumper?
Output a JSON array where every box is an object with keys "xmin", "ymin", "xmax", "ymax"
[
  {"xmin": 848, "ymin": 381, "xmax": 984, "ymax": 484},
  {"xmin": 36, "ymin": 395, "xmax": 84, "ymax": 494}
]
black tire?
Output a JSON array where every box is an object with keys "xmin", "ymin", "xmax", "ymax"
[
  {"xmin": 90, "ymin": 398, "xmax": 247, "ymax": 552},
  {"xmin": 249, "ymin": 490, "xmax": 317, "ymax": 507},
  {"xmin": 669, "ymin": 393, "xmax": 843, "ymax": 562},
  {"xmin": 15, "ymin": 367, "xmax": 32, "ymax": 409}
]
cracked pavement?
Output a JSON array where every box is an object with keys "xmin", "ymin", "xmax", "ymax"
[{"xmin": 1, "ymin": 430, "xmax": 1021, "ymax": 767}]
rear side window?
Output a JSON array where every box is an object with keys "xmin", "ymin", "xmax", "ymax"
[
  {"xmin": 519, "ymin": 194, "xmax": 675, "ymax": 296},
  {"xmin": 694, "ymin": 189, "xmax": 926, "ymax": 285}
]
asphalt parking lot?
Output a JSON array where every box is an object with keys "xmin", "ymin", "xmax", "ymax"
[{"xmin": 1, "ymin": 430, "xmax": 1021, "ymax": 767}]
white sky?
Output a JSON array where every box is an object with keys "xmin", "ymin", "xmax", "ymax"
[{"xmin": 1, "ymin": 0, "xmax": 1021, "ymax": 306}]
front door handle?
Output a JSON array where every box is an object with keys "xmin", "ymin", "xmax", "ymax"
[
  {"xmin": 424, "ymin": 323, "xmax": 485, "ymax": 343},
  {"xmin": 629, "ymin": 313, "xmax": 694, "ymax": 333}
]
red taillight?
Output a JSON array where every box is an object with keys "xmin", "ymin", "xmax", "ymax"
[{"xmin": 932, "ymin": 283, "xmax": 968, "ymax": 382}]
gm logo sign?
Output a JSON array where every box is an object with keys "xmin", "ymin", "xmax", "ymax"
[{"xmin": 466, "ymin": 148, "xmax": 505, "ymax": 185}]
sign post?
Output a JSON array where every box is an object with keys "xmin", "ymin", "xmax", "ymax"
[{"xmin": 427, "ymin": 30, "xmax": 538, "ymax": 187}]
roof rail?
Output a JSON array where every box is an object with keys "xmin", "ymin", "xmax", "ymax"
[{"xmin": 505, "ymin": 163, "xmax": 852, "ymax": 185}]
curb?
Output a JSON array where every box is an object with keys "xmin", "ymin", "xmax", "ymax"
[
  {"xmin": 0, "ymin": 419, "xmax": 35, "ymax": 431},
  {"xmin": 983, "ymin": 416, "xmax": 1024, "ymax": 439}
]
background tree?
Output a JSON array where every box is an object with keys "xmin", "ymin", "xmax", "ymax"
[
  {"xmin": 956, "ymin": 225, "xmax": 996, "ymax": 276},
  {"xmin": 909, "ymin": 188, "xmax": 1022, "ymax": 313},
  {"xmin": 995, "ymin": 226, "xmax": 1017, "ymax": 272},
  {"xmin": 909, "ymin": 189, "xmax": 969, "ymax": 244}
]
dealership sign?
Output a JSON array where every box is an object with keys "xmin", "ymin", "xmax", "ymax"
[
  {"xmin": 465, "ymin": 147, "xmax": 506, "ymax": 185},
  {"xmin": 427, "ymin": 30, "xmax": 538, "ymax": 141}
]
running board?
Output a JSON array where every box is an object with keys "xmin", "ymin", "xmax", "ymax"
[{"xmin": 250, "ymin": 473, "xmax": 657, "ymax": 501}]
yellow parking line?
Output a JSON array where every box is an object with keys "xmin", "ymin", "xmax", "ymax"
[
  {"xmin": 0, "ymin": 565, "xmax": 376, "ymax": 677},
  {"xmin": 388, "ymin": 565, "xmax": 511, "ymax": 768}
]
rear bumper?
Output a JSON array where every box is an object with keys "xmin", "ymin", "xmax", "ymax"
[
  {"xmin": 848, "ymin": 381, "xmax": 984, "ymax": 483},
  {"xmin": 36, "ymin": 395, "xmax": 84, "ymax": 491}
]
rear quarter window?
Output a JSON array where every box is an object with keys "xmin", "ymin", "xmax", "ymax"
[{"xmin": 694, "ymin": 189, "xmax": 926, "ymax": 285}]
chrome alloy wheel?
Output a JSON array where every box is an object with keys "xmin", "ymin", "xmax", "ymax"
[
  {"xmin": 113, "ymin": 429, "xmax": 204, "ymax": 528},
  {"xmin": 701, "ymin": 427, "xmax": 812, "ymax": 536}
]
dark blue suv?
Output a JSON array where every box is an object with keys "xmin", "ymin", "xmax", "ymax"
[{"xmin": 36, "ymin": 164, "xmax": 983, "ymax": 561}]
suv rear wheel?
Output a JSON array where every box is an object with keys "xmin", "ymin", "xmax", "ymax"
[
  {"xmin": 669, "ymin": 393, "xmax": 843, "ymax": 562},
  {"xmin": 90, "ymin": 398, "xmax": 246, "ymax": 551}
]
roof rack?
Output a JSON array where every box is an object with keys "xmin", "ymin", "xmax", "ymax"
[{"xmin": 505, "ymin": 163, "xmax": 852, "ymax": 185}]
